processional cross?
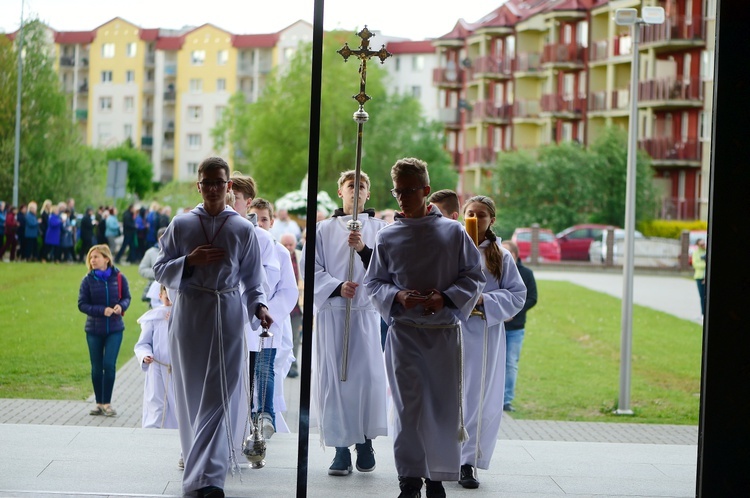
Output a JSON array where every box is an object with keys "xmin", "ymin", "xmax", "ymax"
[{"xmin": 337, "ymin": 27, "xmax": 391, "ymax": 382}]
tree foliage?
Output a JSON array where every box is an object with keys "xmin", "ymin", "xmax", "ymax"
[
  {"xmin": 105, "ymin": 140, "xmax": 154, "ymax": 199},
  {"xmin": 213, "ymin": 30, "xmax": 455, "ymax": 210},
  {"xmin": 0, "ymin": 20, "xmax": 104, "ymax": 207},
  {"xmin": 492, "ymin": 127, "xmax": 656, "ymax": 236}
]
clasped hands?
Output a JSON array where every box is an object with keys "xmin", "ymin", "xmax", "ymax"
[
  {"xmin": 396, "ymin": 289, "xmax": 444, "ymax": 315},
  {"xmin": 104, "ymin": 304, "xmax": 123, "ymax": 317}
]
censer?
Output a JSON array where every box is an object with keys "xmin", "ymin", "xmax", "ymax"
[{"xmin": 242, "ymin": 326, "xmax": 273, "ymax": 469}]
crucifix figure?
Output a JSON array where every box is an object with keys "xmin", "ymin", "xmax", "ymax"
[{"xmin": 336, "ymin": 26, "xmax": 391, "ymax": 382}]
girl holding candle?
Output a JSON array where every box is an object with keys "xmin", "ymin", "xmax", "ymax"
[{"xmin": 458, "ymin": 195, "xmax": 527, "ymax": 490}]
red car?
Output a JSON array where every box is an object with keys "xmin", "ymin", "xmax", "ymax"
[
  {"xmin": 511, "ymin": 227, "xmax": 562, "ymax": 262},
  {"xmin": 556, "ymin": 224, "xmax": 616, "ymax": 261}
]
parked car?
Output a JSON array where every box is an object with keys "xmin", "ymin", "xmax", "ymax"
[
  {"xmin": 589, "ymin": 228, "xmax": 680, "ymax": 267},
  {"xmin": 556, "ymin": 224, "xmax": 616, "ymax": 261},
  {"xmin": 511, "ymin": 227, "xmax": 562, "ymax": 262}
]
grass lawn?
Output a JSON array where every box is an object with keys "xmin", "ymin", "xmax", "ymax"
[
  {"xmin": 0, "ymin": 264, "xmax": 703, "ymax": 425},
  {"xmin": 0, "ymin": 262, "xmax": 151, "ymax": 400}
]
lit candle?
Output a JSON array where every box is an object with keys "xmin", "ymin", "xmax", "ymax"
[{"xmin": 465, "ymin": 215, "xmax": 479, "ymax": 247}]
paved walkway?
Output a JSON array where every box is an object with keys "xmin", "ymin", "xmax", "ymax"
[{"xmin": 0, "ymin": 271, "xmax": 700, "ymax": 496}]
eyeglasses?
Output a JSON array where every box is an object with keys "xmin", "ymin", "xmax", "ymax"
[
  {"xmin": 390, "ymin": 186, "xmax": 426, "ymax": 198},
  {"xmin": 198, "ymin": 180, "xmax": 229, "ymax": 190}
]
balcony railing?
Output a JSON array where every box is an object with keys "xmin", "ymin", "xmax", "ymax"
[
  {"xmin": 541, "ymin": 94, "xmax": 587, "ymax": 114},
  {"xmin": 639, "ymin": 138, "xmax": 701, "ymax": 162},
  {"xmin": 465, "ymin": 146, "xmax": 496, "ymax": 165},
  {"xmin": 437, "ymin": 107, "xmax": 461, "ymax": 125},
  {"xmin": 513, "ymin": 52, "xmax": 542, "ymax": 73},
  {"xmin": 639, "ymin": 76, "xmax": 703, "ymax": 103},
  {"xmin": 164, "ymin": 91, "xmax": 176, "ymax": 102},
  {"xmin": 473, "ymin": 101, "xmax": 512, "ymax": 121},
  {"xmin": 641, "ymin": 15, "xmax": 705, "ymax": 45},
  {"xmin": 613, "ymin": 35, "xmax": 633, "ymax": 56},
  {"xmin": 141, "ymin": 136, "xmax": 153, "ymax": 148},
  {"xmin": 612, "ymin": 88, "xmax": 630, "ymax": 110},
  {"xmin": 659, "ymin": 196, "xmax": 700, "ymax": 221},
  {"xmin": 469, "ymin": 56, "xmax": 512, "ymax": 79},
  {"xmin": 590, "ymin": 40, "xmax": 608, "ymax": 62},
  {"xmin": 542, "ymin": 43, "xmax": 586, "ymax": 65},
  {"xmin": 433, "ymin": 67, "xmax": 465, "ymax": 86},
  {"xmin": 75, "ymin": 109, "xmax": 88, "ymax": 121},
  {"xmin": 513, "ymin": 100, "xmax": 542, "ymax": 118}
]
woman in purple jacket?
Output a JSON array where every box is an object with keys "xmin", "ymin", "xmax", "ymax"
[{"xmin": 78, "ymin": 244, "xmax": 131, "ymax": 417}]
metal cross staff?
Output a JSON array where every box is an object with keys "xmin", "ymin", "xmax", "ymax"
[{"xmin": 337, "ymin": 26, "xmax": 391, "ymax": 381}]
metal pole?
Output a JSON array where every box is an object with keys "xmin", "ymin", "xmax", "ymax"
[
  {"xmin": 12, "ymin": 0, "xmax": 24, "ymax": 207},
  {"xmin": 616, "ymin": 19, "xmax": 640, "ymax": 416}
]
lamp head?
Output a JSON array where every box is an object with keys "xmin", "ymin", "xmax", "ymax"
[
  {"xmin": 614, "ymin": 8, "xmax": 638, "ymax": 26},
  {"xmin": 642, "ymin": 6, "xmax": 666, "ymax": 24}
]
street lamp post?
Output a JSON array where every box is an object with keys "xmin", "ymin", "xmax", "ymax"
[
  {"xmin": 12, "ymin": 0, "xmax": 24, "ymax": 207},
  {"xmin": 613, "ymin": 6, "xmax": 665, "ymax": 415}
]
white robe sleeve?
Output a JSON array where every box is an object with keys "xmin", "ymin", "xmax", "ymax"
[
  {"xmin": 311, "ymin": 221, "xmax": 345, "ymax": 310},
  {"xmin": 153, "ymin": 222, "xmax": 187, "ymax": 291},
  {"xmin": 481, "ymin": 244, "xmax": 527, "ymax": 327},
  {"xmin": 266, "ymin": 243, "xmax": 300, "ymax": 335},
  {"xmin": 364, "ymin": 232, "xmax": 400, "ymax": 321},
  {"xmin": 134, "ymin": 321, "xmax": 155, "ymax": 372}
]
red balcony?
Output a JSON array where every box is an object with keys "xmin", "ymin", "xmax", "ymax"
[
  {"xmin": 513, "ymin": 52, "xmax": 542, "ymax": 73},
  {"xmin": 542, "ymin": 43, "xmax": 586, "ymax": 65},
  {"xmin": 433, "ymin": 67, "xmax": 465, "ymax": 87},
  {"xmin": 659, "ymin": 196, "xmax": 700, "ymax": 220},
  {"xmin": 465, "ymin": 146, "xmax": 496, "ymax": 165},
  {"xmin": 541, "ymin": 94, "xmax": 587, "ymax": 114},
  {"xmin": 638, "ymin": 76, "xmax": 703, "ymax": 103},
  {"xmin": 639, "ymin": 138, "xmax": 701, "ymax": 162},
  {"xmin": 641, "ymin": 15, "xmax": 705, "ymax": 45},
  {"xmin": 470, "ymin": 56, "xmax": 513, "ymax": 79},
  {"xmin": 473, "ymin": 101, "xmax": 512, "ymax": 121}
]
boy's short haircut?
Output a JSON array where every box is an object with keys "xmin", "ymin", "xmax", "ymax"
[
  {"xmin": 230, "ymin": 172, "xmax": 257, "ymax": 200},
  {"xmin": 250, "ymin": 197, "xmax": 275, "ymax": 219},
  {"xmin": 429, "ymin": 189, "xmax": 460, "ymax": 216},
  {"xmin": 225, "ymin": 190, "xmax": 236, "ymax": 207},
  {"xmin": 390, "ymin": 157, "xmax": 429, "ymax": 186},
  {"xmin": 337, "ymin": 170, "xmax": 371, "ymax": 189},
  {"xmin": 502, "ymin": 239, "xmax": 520, "ymax": 260},
  {"xmin": 198, "ymin": 156, "xmax": 230, "ymax": 180}
]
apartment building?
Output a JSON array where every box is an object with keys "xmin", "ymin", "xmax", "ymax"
[
  {"xmin": 52, "ymin": 18, "xmax": 313, "ymax": 182},
  {"xmin": 432, "ymin": 0, "xmax": 715, "ymax": 221}
]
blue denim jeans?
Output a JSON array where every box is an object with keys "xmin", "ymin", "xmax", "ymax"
[
  {"xmin": 696, "ymin": 279, "xmax": 706, "ymax": 316},
  {"xmin": 250, "ymin": 348, "xmax": 276, "ymax": 427},
  {"xmin": 86, "ymin": 331, "xmax": 123, "ymax": 404},
  {"xmin": 504, "ymin": 328, "xmax": 526, "ymax": 405}
]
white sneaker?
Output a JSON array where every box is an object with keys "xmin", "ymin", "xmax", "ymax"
[
  {"xmin": 260, "ymin": 412, "xmax": 275, "ymax": 439},
  {"xmin": 177, "ymin": 457, "xmax": 184, "ymax": 470}
]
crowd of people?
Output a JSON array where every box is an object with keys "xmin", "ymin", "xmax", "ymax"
[{"xmin": 32, "ymin": 154, "xmax": 541, "ymax": 498}]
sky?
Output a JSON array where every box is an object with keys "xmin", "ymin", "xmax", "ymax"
[{"xmin": 1, "ymin": 0, "xmax": 504, "ymax": 41}]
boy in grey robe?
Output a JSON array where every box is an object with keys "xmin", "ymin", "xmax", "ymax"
[
  {"xmin": 154, "ymin": 157, "xmax": 272, "ymax": 498},
  {"xmin": 364, "ymin": 157, "xmax": 486, "ymax": 498}
]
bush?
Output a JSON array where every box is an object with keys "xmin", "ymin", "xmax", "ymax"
[{"xmin": 639, "ymin": 219, "xmax": 708, "ymax": 239}]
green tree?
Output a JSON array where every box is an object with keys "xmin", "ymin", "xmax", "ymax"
[
  {"xmin": 213, "ymin": 30, "xmax": 455, "ymax": 209},
  {"xmin": 105, "ymin": 140, "xmax": 154, "ymax": 199},
  {"xmin": 491, "ymin": 127, "xmax": 656, "ymax": 235},
  {"xmin": 0, "ymin": 19, "xmax": 103, "ymax": 206}
]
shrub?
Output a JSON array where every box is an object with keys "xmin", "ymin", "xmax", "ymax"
[{"xmin": 639, "ymin": 219, "xmax": 708, "ymax": 239}]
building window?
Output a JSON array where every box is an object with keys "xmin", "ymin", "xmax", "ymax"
[
  {"xmin": 99, "ymin": 97, "xmax": 112, "ymax": 111},
  {"xmin": 215, "ymin": 105, "xmax": 226, "ymax": 123},
  {"xmin": 284, "ymin": 47, "xmax": 295, "ymax": 62},
  {"xmin": 187, "ymin": 162, "xmax": 199, "ymax": 175},
  {"xmin": 146, "ymin": 69, "xmax": 154, "ymax": 82},
  {"xmin": 124, "ymin": 124, "xmax": 133, "ymax": 141},
  {"xmin": 701, "ymin": 50, "xmax": 715, "ymax": 81},
  {"xmin": 126, "ymin": 70, "xmax": 135, "ymax": 83},
  {"xmin": 411, "ymin": 86, "xmax": 421, "ymax": 99},
  {"xmin": 126, "ymin": 42, "xmax": 137, "ymax": 57},
  {"xmin": 101, "ymin": 70, "xmax": 113, "ymax": 83},
  {"xmin": 124, "ymin": 96, "xmax": 134, "ymax": 111},
  {"xmin": 187, "ymin": 134, "xmax": 202, "ymax": 149},
  {"xmin": 101, "ymin": 43, "xmax": 115, "ymax": 58},
  {"xmin": 412, "ymin": 55, "xmax": 424, "ymax": 71},
  {"xmin": 699, "ymin": 111, "xmax": 712, "ymax": 142},
  {"xmin": 217, "ymin": 78, "xmax": 226, "ymax": 91},
  {"xmin": 191, "ymin": 50, "xmax": 206, "ymax": 65},
  {"xmin": 217, "ymin": 50, "xmax": 228, "ymax": 65},
  {"xmin": 187, "ymin": 105, "xmax": 202, "ymax": 121},
  {"xmin": 189, "ymin": 78, "xmax": 203, "ymax": 93},
  {"xmin": 395, "ymin": 57, "xmax": 400, "ymax": 71}
]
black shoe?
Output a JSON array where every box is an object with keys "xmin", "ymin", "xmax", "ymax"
[
  {"xmin": 398, "ymin": 476, "xmax": 423, "ymax": 497},
  {"xmin": 287, "ymin": 368, "xmax": 299, "ymax": 378},
  {"xmin": 424, "ymin": 479, "xmax": 446, "ymax": 498},
  {"xmin": 197, "ymin": 486, "xmax": 224, "ymax": 498},
  {"xmin": 328, "ymin": 447, "xmax": 352, "ymax": 476},
  {"xmin": 458, "ymin": 464, "xmax": 480, "ymax": 489},
  {"xmin": 503, "ymin": 403, "xmax": 516, "ymax": 412},
  {"xmin": 355, "ymin": 438, "xmax": 376, "ymax": 472}
]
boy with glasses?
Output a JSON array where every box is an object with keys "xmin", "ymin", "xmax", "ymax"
[
  {"xmin": 364, "ymin": 157, "xmax": 486, "ymax": 498},
  {"xmin": 154, "ymin": 157, "xmax": 272, "ymax": 498}
]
